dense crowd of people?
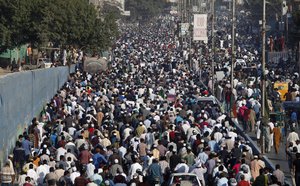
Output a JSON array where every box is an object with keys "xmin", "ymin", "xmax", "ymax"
[{"xmin": 2, "ymin": 5, "xmax": 300, "ymax": 186}]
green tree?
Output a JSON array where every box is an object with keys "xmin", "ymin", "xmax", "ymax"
[
  {"xmin": 125, "ymin": 0, "xmax": 167, "ymax": 20},
  {"xmin": 0, "ymin": 0, "xmax": 119, "ymax": 52},
  {"xmin": 293, "ymin": 10, "xmax": 300, "ymax": 27}
]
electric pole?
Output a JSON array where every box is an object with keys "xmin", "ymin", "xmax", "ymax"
[
  {"xmin": 211, "ymin": 0, "xmax": 215, "ymax": 95},
  {"xmin": 261, "ymin": 0, "xmax": 266, "ymax": 154},
  {"xmin": 231, "ymin": 0, "xmax": 235, "ymax": 89}
]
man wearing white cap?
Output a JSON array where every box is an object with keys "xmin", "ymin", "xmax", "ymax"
[
  {"xmin": 109, "ymin": 159, "xmax": 124, "ymax": 177},
  {"xmin": 212, "ymin": 159, "xmax": 228, "ymax": 178},
  {"xmin": 86, "ymin": 158, "xmax": 95, "ymax": 178},
  {"xmin": 90, "ymin": 169, "xmax": 103, "ymax": 185},
  {"xmin": 250, "ymin": 155, "xmax": 265, "ymax": 180}
]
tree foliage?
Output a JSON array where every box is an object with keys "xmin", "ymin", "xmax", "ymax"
[
  {"xmin": 293, "ymin": 10, "xmax": 300, "ymax": 27},
  {"xmin": 125, "ymin": 0, "xmax": 167, "ymax": 20},
  {"xmin": 0, "ymin": 0, "xmax": 119, "ymax": 52}
]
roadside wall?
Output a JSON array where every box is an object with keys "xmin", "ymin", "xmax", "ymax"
[{"xmin": 0, "ymin": 65, "xmax": 75, "ymax": 166}]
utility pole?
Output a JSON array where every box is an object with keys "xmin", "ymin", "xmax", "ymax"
[
  {"xmin": 211, "ymin": 0, "xmax": 215, "ymax": 95},
  {"xmin": 184, "ymin": 0, "xmax": 187, "ymax": 49},
  {"xmin": 299, "ymin": 41, "xmax": 300, "ymax": 77},
  {"xmin": 261, "ymin": 0, "xmax": 266, "ymax": 154},
  {"xmin": 180, "ymin": 0, "xmax": 184, "ymax": 50},
  {"xmin": 231, "ymin": 0, "xmax": 235, "ymax": 89},
  {"xmin": 286, "ymin": 13, "xmax": 289, "ymax": 46},
  {"xmin": 188, "ymin": 0, "xmax": 192, "ymax": 70}
]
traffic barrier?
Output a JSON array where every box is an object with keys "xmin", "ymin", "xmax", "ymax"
[{"xmin": 267, "ymin": 51, "xmax": 289, "ymax": 63}]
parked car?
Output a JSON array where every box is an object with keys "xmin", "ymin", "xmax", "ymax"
[
  {"xmin": 234, "ymin": 58, "xmax": 246, "ymax": 68},
  {"xmin": 38, "ymin": 58, "xmax": 52, "ymax": 68},
  {"xmin": 168, "ymin": 173, "xmax": 202, "ymax": 186},
  {"xmin": 196, "ymin": 96, "xmax": 224, "ymax": 116},
  {"xmin": 22, "ymin": 58, "xmax": 52, "ymax": 70}
]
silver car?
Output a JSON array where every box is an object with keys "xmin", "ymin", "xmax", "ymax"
[{"xmin": 168, "ymin": 173, "xmax": 202, "ymax": 186}]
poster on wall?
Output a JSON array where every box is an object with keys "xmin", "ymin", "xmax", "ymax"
[{"xmin": 193, "ymin": 14, "xmax": 208, "ymax": 42}]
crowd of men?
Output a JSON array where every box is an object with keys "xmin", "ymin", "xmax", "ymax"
[{"xmin": 2, "ymin": 5, "xmax": 300, "ymax": 186}]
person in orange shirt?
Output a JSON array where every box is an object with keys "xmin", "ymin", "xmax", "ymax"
[
  {"xmin": 273, "ymin": 123, "xmax": 282, "ymax": 154},
  {"xmin": 32, "ymin": 152, "xmax": 40, "ymax": 167}
]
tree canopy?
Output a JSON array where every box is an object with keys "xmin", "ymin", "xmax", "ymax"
[
  {"xmin": 125, "ymin": 0, "xmax": 167, "ymax": 20},
  {"xmin": 0, "ymin": 0, "xmax": 120, "ymax": 52}
]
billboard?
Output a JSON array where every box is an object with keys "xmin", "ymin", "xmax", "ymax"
[{"xmin": 193, "ymin": 14, "xmax": 208, "ymax": 42}]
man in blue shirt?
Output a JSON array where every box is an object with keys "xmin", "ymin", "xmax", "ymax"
[
  {"xmin": 147, "ymin": 158, "xmax": 163, "ymax": 184},
  {"xmin": 92, "ymin": 147, "xmax": 108, "ymax": 169},
  {"xmin": 22, "ymin": 135, "xmax": 32, "ymax": 161},
  {"xmin": 291, "ymin": 110, "xmax": 298, "ymax": 128}
]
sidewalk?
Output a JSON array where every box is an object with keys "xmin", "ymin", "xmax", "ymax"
[{"xmin": 236, "ymin": 122, "xmax": 294, "ymax": 186}]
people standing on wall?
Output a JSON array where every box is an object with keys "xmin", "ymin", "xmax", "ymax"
[{"xmin": 26, "ymin": 45, "xmax": 32, "ymax": 65}]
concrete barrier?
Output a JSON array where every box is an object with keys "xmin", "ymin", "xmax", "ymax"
[{"xmin": 0, "ymin": 65, "xmax": 75, "ymax": 166}]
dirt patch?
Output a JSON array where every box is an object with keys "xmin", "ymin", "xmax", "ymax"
[{"xmin": 0, "ymin": 67, "xmax": 12, "ymax": 76}]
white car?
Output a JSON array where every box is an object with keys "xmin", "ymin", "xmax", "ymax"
[
  {"xmin": 168, "ymin": 173, "xmax": 202, "ymax": 186},
  {"xmin": 234, "ymin": 59, "xmax": 246, "ymax": 68},
  {"xmin": 38, "ymin": 58, "xmax": 52, "ymax": 68}
]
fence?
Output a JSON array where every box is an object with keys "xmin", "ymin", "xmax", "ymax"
[
  {"xmin": 0, "ymin": 65, "xmax": 75, "ymax": 166},
  {"xmin": 267, "ymin": 51, "xmax": 290, "ymax": 63}
]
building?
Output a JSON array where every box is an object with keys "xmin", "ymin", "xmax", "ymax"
[{"xmin": 0, "ymin": 45, "xmax": 27, "ymax": 68}]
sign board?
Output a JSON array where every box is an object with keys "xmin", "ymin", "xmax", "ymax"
[
  {"xmin": 193, "ymin": 14, "xmax": 208, "ymax": 42},
  {"xmin": 282, "ymin": 1, "xmax": 288, "ymax": 15},
  {"xmin": 192, "ymin": 6, "xmax": 198, "ymax": 12},
  {"xmin": 180, "ymin": 23, "xmax": 190, "ymax": 36}
]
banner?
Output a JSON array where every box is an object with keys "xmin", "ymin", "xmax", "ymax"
[
  {"xmin": 282, "ymin": 1, "xmax": 288, "ymax": 15},
  {"xmin": 193, "ymin": 14, "xmax": 208, "ymax": 42},
  {"xmin": 192, "ymin": 6, "xmax": 198, "ymax": 12}
]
